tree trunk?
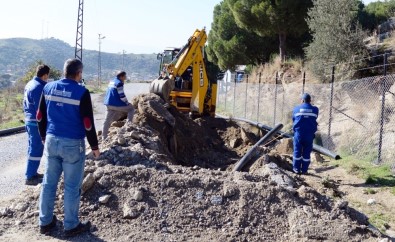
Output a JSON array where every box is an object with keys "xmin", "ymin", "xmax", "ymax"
[{"xmin": 279, "ymin": 33, "xmax": 286, "ymax": 62}]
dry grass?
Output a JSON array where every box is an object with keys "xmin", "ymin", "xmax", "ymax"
[
  {"xmin": 382, "ymin": 31, "xmax": 395, "ymax": 49},
  {"xmin": 0, "ymin": 83, "xmax": 25, "ymax": 129},
  {"xmin": 284, "ymin": 57, "xmax": 303, "ymax": 73},
  {"xmin": 249, "ymin": 55, "xmax": 310, "ymax": 84},
  {"xmin": 249, "ymin": 56, "xmax": 282, "ymax": 83}
]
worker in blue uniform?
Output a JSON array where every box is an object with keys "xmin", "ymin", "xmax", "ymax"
[
  {"xmin": 292, "ymin": 93, "xmax": 319, "ymax": 174},
  {"xmin": 102, "ymin": 71, "xmax": 134, "ymax": 140},
  {"xmin": 23, "ymin": 64, "xmax": 50, "ymax": 185},
  {"xmin": 37, "ymin": 59, "xmax": 100, "ymax": 236}
]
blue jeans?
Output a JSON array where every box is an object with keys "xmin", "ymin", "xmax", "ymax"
[
  {"xmin": 39, "ymin": 134, "xmax": 85, "ymax": 230},
  {"xmin": 293, "ymin": 133, "xmax": 314, "ymax": 173},
  {"xmin": 25, "ymin": 123, "xmax": 44, "ymax": 179}
]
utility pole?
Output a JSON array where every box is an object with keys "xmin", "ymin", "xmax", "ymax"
[
  {"xmin": 41, "ymin": 20, "xmax": 44, "ymax": 39},
  {"xmin": 75, "ymin": 0, "xmax": 83, "ymax": 62},
  {"xmin": 98, "ymin": 34, "xmax": 105, "ymax": 88},
  {"xmin": 46, "ymin": 21, "xmax": 49, "ymax": 39},
  {"xmin": 122, "ymin": 50, "xmax": 126, "ymax": 70}
]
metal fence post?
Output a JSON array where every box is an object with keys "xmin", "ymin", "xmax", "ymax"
[
  {"xmin": 224, "ymin": 74, "xmax": 228, "ymax": 112},
  {"xmin": 233, "ymin": 73, "xmax": 237, "ymax": 116},
  {"xmin": 302, "ymin": 71, "xmax": 306, "ymax": 94},
  {"xmin": 257, "ymin": 72, "xmax": 262, "ymax": 121},
  {"xmin": 244, "ymin": 75, "xmax": 248, "ymax": 118},
  {"xmin": 273, "ymin": 72, "xmax": 278, "ymax": 126},
  {"xmin": 378, "ymin": 53, "xmax": 388, "ymax": 164},
  {"xmin": 328, "ymin": 66, "xmax": 335, "ymax": 141}
]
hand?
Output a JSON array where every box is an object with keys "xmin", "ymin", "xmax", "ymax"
[{"xmin": 92, "ymin": 149, "xmax": 100, "ymax": 159}]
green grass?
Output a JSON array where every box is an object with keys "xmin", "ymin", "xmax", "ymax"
[
  {"xmin": 369, "ymin": 212, "xmax": 391, "ymax": 232},
  {"xmin": 0, "ymin": 119, "xmax": 24, "ymax": 129},
  {"xmin": 15, "ymin": 93, "xmax": 24, "ymax": 102},
  {"xmin": 331, "ymin": 154, "xmax": 395, "ymax": 187},
  {"xmin": 85, "ymin": 84, "xmax": 105, "ymax": 94},
  {"xmin": 363, "ymin": 188, "xmax": 377, "ymax": 194}
]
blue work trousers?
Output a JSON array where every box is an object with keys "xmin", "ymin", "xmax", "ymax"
[
  {"xmin": 293, "ymin": 133, "xmax": 314, "ymax": 173},
  {"xmin": 26, "ymin": 123, "xmax": 44, "ymax": 179},
  {"xmin": 39, "ymin": 134, "xmax": 85, "ymax": 230}
]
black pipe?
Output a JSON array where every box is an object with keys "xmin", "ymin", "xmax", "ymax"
[
  {"xmin": 233, "ymin": 123, "xmax": 284, "ymax": 172},
  {"xmin": 312, "ymin": 144, "xmax": 341, "ymax": 160},
  {"xmin": 0, "ymin": 126, "xmax": 25, "ymax": 137},
  {"xmin": 216, "ymin": 114, "xmax": 341, "ymax": 160}
]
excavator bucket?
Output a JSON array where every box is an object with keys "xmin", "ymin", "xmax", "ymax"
[{"xmin": 149, "ymin": 78, "xmax": 175, "ymax": 103}]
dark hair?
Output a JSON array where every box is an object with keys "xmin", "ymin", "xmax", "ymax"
[
  {"xmin": 64, "ymin": 59, "xmax": 83, "ymax": 79},
  {"xmin": 116, "ymin": 71, "xmax": 126, "ymax": 79},
  {"xmin": 302, "ymin": 93, "xmax": 311, "ymax": 103},
  {"xmin": 36, "ymin": 64, "xmax": 50, "ymax": 78}
]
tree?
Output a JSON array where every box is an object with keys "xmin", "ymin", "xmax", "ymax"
[
  {"xmin": 358, "ymin": 0, "xmax": 395, "ymax": 32},
  {"xmin": 305, "ymin": 0, "xmax": 366, "ymax": 80},
  {"xmin": 18, "ymin": 60, "xmax": 62, "ymax": 84},
  {"xmin": 227, "ymin": 0, "xmax": 312, "ymax": 62},
  {"xmin": 206, "ymin": 1, "xmax": 277, "ymax": 70}
]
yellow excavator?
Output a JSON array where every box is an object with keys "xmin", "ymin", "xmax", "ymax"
[{"xmin": 149, "ymin": 28, "xmax": 217, "ymax": 117}]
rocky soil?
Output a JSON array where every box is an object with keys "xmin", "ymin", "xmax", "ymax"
[{"xmin": 0, "ymin": 94, "xmax": 386, "ymax": 241}]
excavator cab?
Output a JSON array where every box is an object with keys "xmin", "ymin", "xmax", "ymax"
[
  {"xmin": 149, "ymin": 28, "xmax": 217, "ymax": 117},
  {"xmin": 157, "ymin": 48, "xmax": 180, "ymax": 76}
]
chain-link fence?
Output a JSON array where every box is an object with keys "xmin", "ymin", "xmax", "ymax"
[{"xmin": 216, "ymin": 64, "xmax": 395, "ymax": 167}]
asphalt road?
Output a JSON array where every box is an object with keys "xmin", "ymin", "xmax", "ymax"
[{"xmin": 0, "ymin": 83, "xmax": 150, "ymax": 199}]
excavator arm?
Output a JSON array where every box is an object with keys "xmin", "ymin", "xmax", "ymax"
[{"xmin": 149, "ymin": 28, "xmax": 216, "ymax": 116}]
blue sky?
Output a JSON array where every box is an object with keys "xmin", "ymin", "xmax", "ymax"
[{"xmin": 0, "ymin": 0, "xmax": 377, "ymax": 54}]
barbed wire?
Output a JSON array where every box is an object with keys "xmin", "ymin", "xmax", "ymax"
[
  {"xmin": 321, "ymin": 62, "xmax": 395, "ymax": 78},
  {"xmin": 314, "ymin": 53, "xmax": 387, "ymax": 70}
]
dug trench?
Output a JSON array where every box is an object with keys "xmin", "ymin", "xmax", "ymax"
[{"xmin": 0, "ymin": 93, "xmax": 387, "ymax": 241}]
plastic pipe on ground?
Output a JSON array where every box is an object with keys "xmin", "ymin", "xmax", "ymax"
[
  {"xmin": 216, "ymin": 114, "xmax": 341, "ymax": 160},
  {"xmin": 233, "ymin": 123, "xmax": 284, "ymax": 172}
]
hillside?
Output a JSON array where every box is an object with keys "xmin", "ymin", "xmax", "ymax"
[{"xmin": 0, "ymin": 38, "xmax": 158, "ymax": 82}]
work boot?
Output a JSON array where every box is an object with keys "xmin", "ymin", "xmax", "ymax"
[
  {"xmin": 64, "ymin": 221, "xmax": 91, "ymax": 237},
  {"xmin": 36, "ymin": 173, "xmax": 44, "ymax": 179},
  {"xmin": 40, "ymin": 215, "xmax": 57, "ymax": 234},
  {"xmin": 292, "ymin": 168, "xmax": 301, "ymax": 174},
  {"xmin": 25, "ymin": 174, "xmax": 43, "ymax": 186}
]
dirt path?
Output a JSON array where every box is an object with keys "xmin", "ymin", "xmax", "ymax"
[{"xmin": 304, "ymin": 159, "xmax": 395, "ymax": 238}]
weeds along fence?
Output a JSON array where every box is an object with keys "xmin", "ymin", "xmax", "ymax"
[{"xmin": 216, "ymin": 57, "xmax": 395, "ymax": 166}]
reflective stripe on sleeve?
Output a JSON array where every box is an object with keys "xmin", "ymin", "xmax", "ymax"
[
  {"xmin": 25, "ymin": 118, "xmax": 37, "ymax": 122},
  {"xmin": 28, "ymin": 156, "xmax": 41, "ymax": 161}
]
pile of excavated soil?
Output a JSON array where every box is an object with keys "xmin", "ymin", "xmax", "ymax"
[
  {"xmin": 100, "ymin": 93, "xmax": 262, "ymax": 170},
  {"xmin": 0, "ymin": 94, "xmax": 383, "ymax": 241}
]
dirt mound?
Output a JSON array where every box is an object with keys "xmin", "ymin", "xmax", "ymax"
[
  {"xmin": 109, "ymin": 93, "xmax": 259, "ymax": 170},
  {"xmin": 0, "ymin": 94, "xmax": 383, "ymax": 241}
]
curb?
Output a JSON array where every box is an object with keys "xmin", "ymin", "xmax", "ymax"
[{"xmin": 0, "ymin": 126, "xmax": 25, "ymax": 137}]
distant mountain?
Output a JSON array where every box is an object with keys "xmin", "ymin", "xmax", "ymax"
[{"xmin": 0, "ymin": 38, "xmax": 159, "ymax": 82}]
